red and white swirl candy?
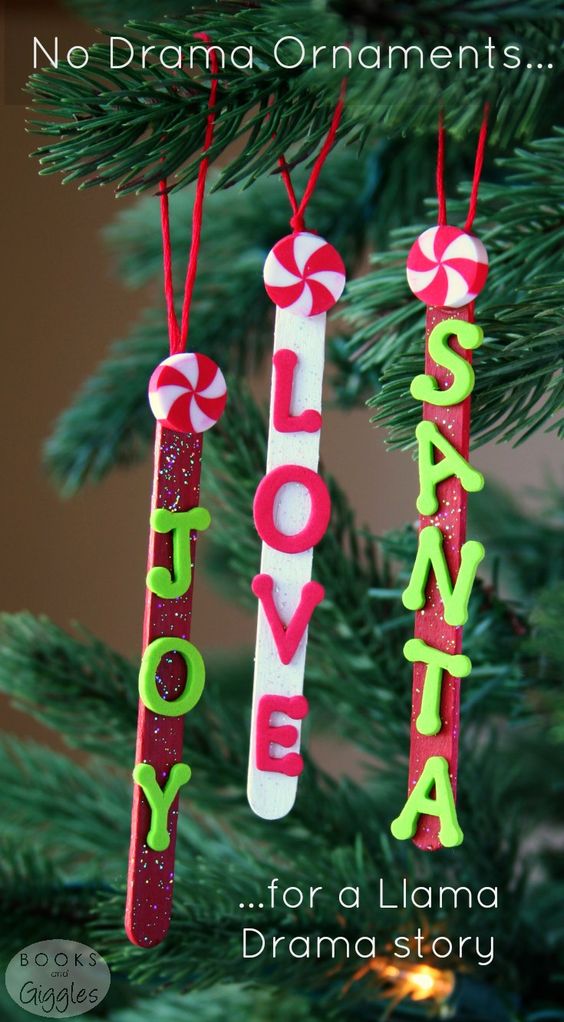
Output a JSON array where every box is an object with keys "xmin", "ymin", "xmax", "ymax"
[
  {"xmin": 148, "ymin": 352, "xmax": 227, "ymax": 434},
  {"xmin": 263, "ymin": 231, "xmax": 346, "ymax": 317},
  {"xmin": 406, "ymin": 225, "xmax": 488, "ymax": 308}
]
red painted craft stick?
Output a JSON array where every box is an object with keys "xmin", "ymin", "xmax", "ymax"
[
  {"xmin": 125, "ymin": 426, "xmax": 203, "ymax": 947},
  {"xmin": 125, "ymin": 37, "xmax": 224, "ymax": 946},
  {"xmin": 408, "ymin": 305, "xmax": 474, "ymax": 851}
]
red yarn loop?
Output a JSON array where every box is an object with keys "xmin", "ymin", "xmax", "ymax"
[
  {"xmin": 278, "ymin": 78, "xmax": 347, "ymax": 233},
  {"xmin": 160, "ymin": 33, "xmax": 219, "ymax": 356},
  {"xmin": 435, "ymin": 103, "xmax": 490, "ymax": 233},
  {"xmin": 436, "ymin": 109, "xmax": 447, "ymax": 227}
]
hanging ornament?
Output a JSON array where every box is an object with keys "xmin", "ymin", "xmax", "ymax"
[
  {"xmin": 263, "ymin": 232, "xmax": 346, "ymax": 315},
  {"xmin": 247, "ymin": 84, "xmax": 347, "ymax": 821},
  {"xmin": 406, "ymin": 225, "xmax": 488, "ymax": 308},
  {"xmin": 125, "ymin": 38, "xmax": 225, "ymax": 947},
  {"xmin": 391, "ymin": 108, "xmax": 489, "ymax": 851},
  {"xmin": 148, "ymin": 352, "xmax": 227, "ymax": 433}
]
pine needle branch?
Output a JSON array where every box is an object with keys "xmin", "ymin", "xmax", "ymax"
[
  {"xmin": 0, "ymin": 840, "xmax": 102, "ymax": 957},
  {"xmin": 105, "ymin": 986, "xmax": 317, "ymax": 1022},
  {"xmin": 86, "ymin": 733, "xmax": 562, "ymax": 1015},
  {"xmin": 0, "ymin": 737, "xmax": 130, "ymax": 873},
  {"xmin": 45, "ymin": 152, "xmax": 371, "ymax": 493},
  {"xmin": 470, "ymin": 482, "xmax": 564, "ymax": 600},
  {"xmin": 341, "ymin": 130, "xmax": 564, "ymax": 447},
  {"xmin": 0, "ymin": 612, "xmax": 137, "ymax": 757},
  {"xmin": 2, "ymin": 723, "xmax": 562, "ymax": 1014},
  {"xmin": 27, "ymin": 2, "xmax": 561, "ymax": 193},
  {"xmin": 204, "ymin": 387, "xmax": 532, "ymax": 741}
]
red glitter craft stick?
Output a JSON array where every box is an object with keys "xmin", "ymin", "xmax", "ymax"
[
  {"xmin": 392, "ymin": 107, "xmax": 490, "ymax": 851},
  {"xmin": 126, "ymin": 427, "xmax": 204, "ymax": 947},
  {"xmin": 125, "ymin": 38, "xmax": 225, "ymax": 947},
  {"xmin": 408, "ymin": 305, "xmax": 473, "ymax": 851}
]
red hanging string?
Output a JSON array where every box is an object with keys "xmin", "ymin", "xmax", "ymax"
[
  {"xmin": 464, "ymin": 102, "xmax": 490, "ymax": 232},
  {"xmin": 159, "ymin": 34, "xmax": 219, "ymax": 356},
  {"xmin": 435, "ymin": 103, "xmax": 490, "ymax": 232},
  {"xmin": 436, "ymin": 109, "xmax": 447, "ymax": 226},
  {"xmin": 278, "ymin": 78, "xmax": 347, "ymax": 233}
]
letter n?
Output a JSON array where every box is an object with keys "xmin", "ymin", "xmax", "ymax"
[{"xmin": 402, "ymin": 525, "xmax": 484, "ymax": 626}]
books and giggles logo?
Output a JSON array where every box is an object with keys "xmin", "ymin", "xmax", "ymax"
[{"xmin": 5, "ymin": 940, "xmax": 111, "ymax": 1017}]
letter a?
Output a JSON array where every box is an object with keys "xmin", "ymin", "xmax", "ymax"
[
  {"xmin": 416, "ymin": 421, "xmax": 484, "ymax": 516},
  {"xmin": 390, "ymin": 755, "xmax": 463, "ymax": 848}
]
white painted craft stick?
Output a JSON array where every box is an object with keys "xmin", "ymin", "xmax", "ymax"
[{"xmin": 248, "ymin": 307, "xmax": 326, "ymax": 819}]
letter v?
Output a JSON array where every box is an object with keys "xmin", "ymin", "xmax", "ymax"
[{"xmin": 252, "ymin": 574, "xmax": 325, "ymax": 665}]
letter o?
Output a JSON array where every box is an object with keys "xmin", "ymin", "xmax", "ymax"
[
  {"xmin": 67, "ymin": 45, "xmax": 88, "ymax": 68},
  {"xmin": 282, "ymin": 886, "xmax": 304, "ymax": 908},
  {"xmin": 139, "ymin": 636, "xmax": 205, "ymax": 716},
  {"xmin": 274, "ymin": 35, "xmax": 306, "ymax": 69},
  {"xmin": 253, "ymin": 464, "xmax": 331, "ymax": 553},
  {"xmin": 431, "ymin": 936, "xmax": 453, "ymax": 959}
]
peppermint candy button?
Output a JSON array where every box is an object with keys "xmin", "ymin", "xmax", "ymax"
[
  {"xmin": 148, "ymin": 352, "xmax": 227, "ymax": 434},
  {"xmin": 264, "ymin": 231, "xmax": 346, "ymax": 317},
  {"xmin": 406, "ymin": 225, "xmax": 489, "ymax": 308}
]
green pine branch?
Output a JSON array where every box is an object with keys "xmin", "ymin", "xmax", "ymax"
[
  {"xmin": 69, "ymin": 0, "xmax": 564, "ymax": 33},
  {"xmin": 3, "ymin": 406, "xmax": 542, "ymax": 773},
  {"xmin": 204, "ymin": 386, "xmax": 533, "ymax": 737},
  {"xmin": 0, "ymin": 613, "xmax": 348, "ymax": 847},
  {"xmin": 45, "ymin": 151, "xmax": 371, "ymax": 493},
  {"xmin": 1, "ymin": 626, "xmax": 562, "ymax": 1013},
  {"xmin": 44, "ymin": 130, "xmax": 564, "ymax": 496},
  {"xmin": 0, "ymin": 611, "xmax": 255, "ymax": 795},
  {"xmin": 0, "ymin": 738, "xmax": 130, "ymax": 873},
  {"xmin": 0, "ymin": 613, "xmax": 137, "ymax": 758},
  {"xmin": 106, "ymin": 986, "xmax": 317, "ymax": 1022},
  {"xmin": 68, "ymin": 0, "xmax": 196, "ymax": 26},
  {"xmin": 470, "ymin": 482, "xmax": 564, "ymax": 600},
  {"xmin": 27, "ymin": 2, "xmax": 561, "ymax": 193},
  {"xmin": 341, "ymin": 130, "xmax": 564, "ymax": 447},
  {"xmin": 2, "ymin": 726, "xmax": 563, "ymax": 1015},
  {"xmin": 85, "ymin": 728, "xmax": 563, "ymax": 1015},
  {"xmin": 0, "ymin": 840, "xmax": 102, "ymax": 957}
]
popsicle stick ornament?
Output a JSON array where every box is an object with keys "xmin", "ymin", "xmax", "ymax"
[
  {"xmin": 248, "ymin": 85, "xmax": 347, "ymax": 821},
  {"xmin": 125, "ymin": 38, "xmax": 226, "ymax": 947},
  {"xmin": 391, "ymin": 109, "xmax": 490, "ymax": 851}
]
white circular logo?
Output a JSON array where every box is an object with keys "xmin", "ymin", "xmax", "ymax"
[{"xmin": 5, "ymin": 940, "xmax": 111, "ymax": 1017}]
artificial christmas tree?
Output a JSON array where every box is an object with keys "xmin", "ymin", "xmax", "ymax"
[{"xmin": 0, "ymin": 1, "xmax": 562, "ymax": 1019}]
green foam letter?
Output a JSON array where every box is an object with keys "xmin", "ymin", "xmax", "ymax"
[
  {"xmin": 139, "ymin": 636, "xmax": 205, "ymax": 716},
  {"xmin": 390, "ymin": 755, "xmax": 463, "ymax": 847},
  {"xmin": 147, "ymin": 507, "xmax": 211, "ymax": 599},
  {"xmin": 410, "ymin": 320, "xmax": 484, "ymax": 407},
  {"xmin": 404, "ymin": 637, "xmax": 472, "ymax": 736},
  {"xmin": 133, "ymin": 762, "xmax": 191, "ymax": 852},
  {"xmin": 402, "ymin": 525, "xmax": 484, "ymax": 626},
  {"xmin": 416, "ymin": 421, "xmax": 484, "ymax": 516}
]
